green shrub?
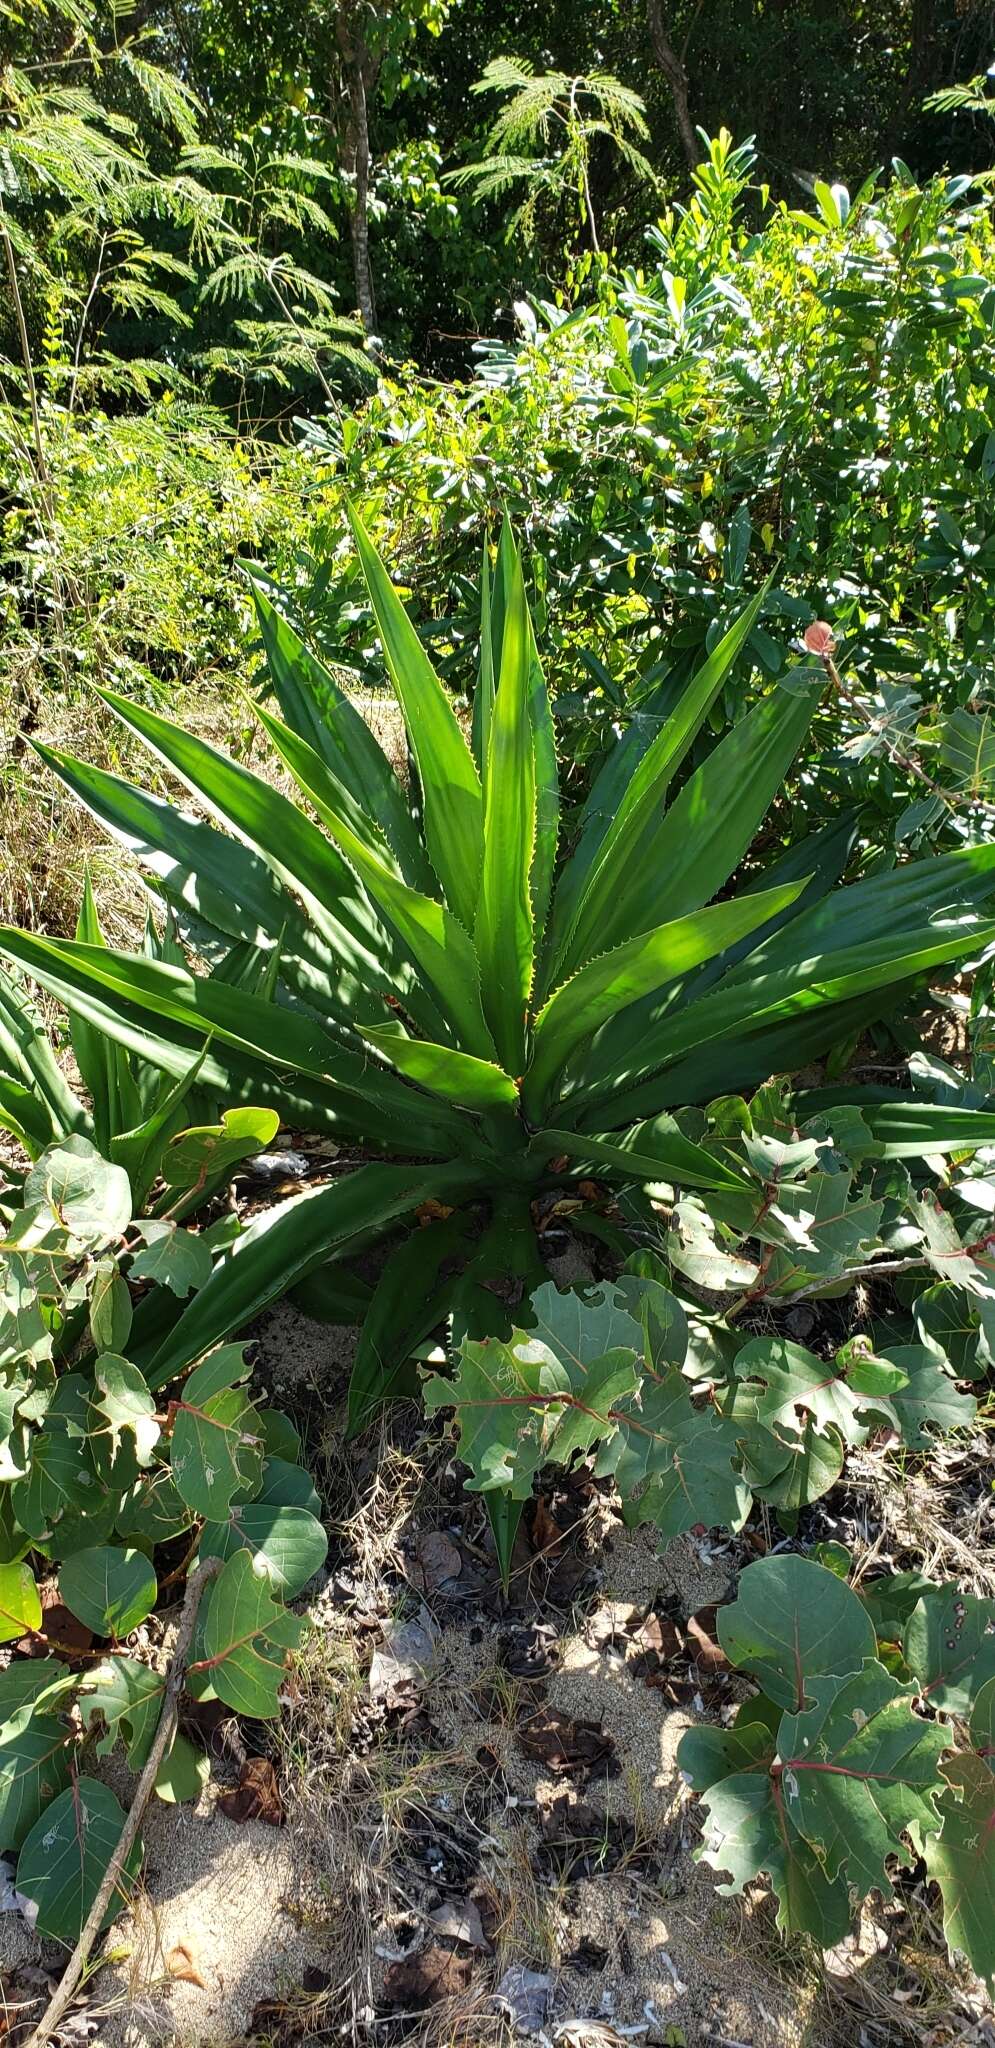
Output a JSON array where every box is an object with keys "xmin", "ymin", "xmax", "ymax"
[
  {"xmin": 679, "ymin": 1553, "xmax": 995, "ymax": 1990},
  {"xmin": 0, "ymin": 1129, "xmax": 323, "ymax": 1941},
  {"xmin": 5, "ymin": 517, "xmax": 995, "ymax": 1488}
]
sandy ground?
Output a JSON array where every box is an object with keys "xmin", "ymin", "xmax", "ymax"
[{"xmin": 0, "ymin": 1298, "xmax": 989, "ymax": 2047}]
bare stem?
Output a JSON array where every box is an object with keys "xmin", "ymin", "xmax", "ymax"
[{"xmin": 23, "ymin": 1557, "xmax": 223, "ymax": 2048}]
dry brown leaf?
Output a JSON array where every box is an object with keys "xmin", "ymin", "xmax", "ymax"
[
  {"xmin": 218, "ymin": 1756, "xmax": 284, "ymax": 1826},
  {"xmin": 517, "ymin": 1706, "xmax": 613, "ymax": 1776},
  {"xmin": 382, "ymin": 1943, "xmax": 473, "ymax": 2011},
  {"xmin": 427, "ymin": 1897, "xmax": 490, "ymax": 1951},
  {"xmin": 165, "ymin": 1941, "xmax": 207, "ymax": 1989},
  {"xmin": 405, "ymin": 1530, "xmax": 462, "ymax": 1593},
  {"xmin": 16, "ymin": 1582, "xmax": 93, "ymax": 1660},
  {"xmin": 686, "ymin": 1604, "xmax": 728, "ymax": 1674},
  {"xmin": 529, "ymin": 1495, "xmax": 564, "ymax": 1557}
]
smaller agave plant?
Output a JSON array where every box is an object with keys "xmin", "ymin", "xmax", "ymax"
[{"xmin": 6, "ymin": 513, "xmax": 995, "ymax": 1451}]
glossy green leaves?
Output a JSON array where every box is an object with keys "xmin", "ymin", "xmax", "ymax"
[
  {"xmin": 17, "ymin": 1778, "xmax": 143, "ymax": 1946},
  {"xmin": 682, "ymin": 1558, "xmax": 995, "ymax": 1988}
]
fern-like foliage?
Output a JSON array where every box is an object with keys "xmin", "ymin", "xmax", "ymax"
[
  {"xmin": 448, "ymin": 56, "xmax": 658, "ymax": 252},
  {"xmin": 925, "ymin": 72, "xmax": 995, "ymax": 117}
]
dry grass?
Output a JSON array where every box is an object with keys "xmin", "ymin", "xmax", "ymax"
[{"xmin": 0, "ymin": 669, "xmax": 408, "ymax": 940}]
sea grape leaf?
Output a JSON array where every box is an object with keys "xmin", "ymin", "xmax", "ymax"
[
  {"xmin": 740, "ymin": 1413, "xmax": 845, "ymax": 1510},
  {"xmin": 0, "ymin": 1561, "xmax": 41, "ymax": 1643},
  {"xmin": 877, "ymin": 1345, "xmax": 977, "ymax": 1447},
  {"xmin": 666, "ymin": 1197, "xmax": 758, "ymax": 1292},
  {"xmin": 691, "ymin": 1761, "xmax": 852, "ymax": 1945},
  {"xmin": 732, "ymin": 1335, "xmax": 894, "ymax": 1448},
  {"xmin": 617, "ymin": 1258, "xmax": 688, "ymax": 1372},
  {"xmin": 161, "ymin": 1107, "xmax": 279, "ymax": 1191},
  {"xmin": 88, "ymin": 1259, "xmax": 132, "ymax": 1356},
  {"xmin": 914, "ymin": 1283, "xmax": 985, "ymax": 1381},
  {"xmin": 842, "ymin": 1350, "xmax": 909, "ymax": 1399},
  {"xmin": 678, "ymin": 1711, "xmax": 776, "ymax": 1791},
  {"xmin": 170, "ymin": 1345, "xmax": 264, "ymax": 1519},
  {"xmin": 11, "ymin": 1374, "xmax": 111, "ymax": 1547},
  {"xmin": 59, "ymin": 1545, "xmax": 157, "ymax": 1639},
  {"xmin": 256, "ymin": 1411, "xmax": 302, "ymax": 1465},
  {"xmin": 602, "ymin": 1369, "xmax": 750, "ymax": 1544},
  {"xmin": 114, "ymin": 1471, "xmax": 191, "ymax": 1551},
  {"xmin": 777, "ymin": 1660, "xmax": 947, "ymax": 1896},
  {"xmin": 23, "ymin": 1136, "xmax": 131, "ymax": 1249},
  {"xmin": 0, "ymin": 1661, "xmax": 74, "ymax": 1727},
  {"xmin": 0, "ymin": 1714, "xmax": 72, "ymax": 1853},
  {"xmin": 16, "ymin": 1421, "xmax": 122, "ymax": 1553},
  {"xmin": 89, "ymin": 1355, "xmax": 159, "ymax": 1490},
  {"xmin": 0, "ymin": 1261, "xmax": 52, "ymax": 1376},
  {"xmin": 717, "ymin": 1556, "xmax": 876, "ymax": 1710},
  {"xmin": 970, "ymin": 1675, "xmax": 995, "ymax": 1761},
  {"xmin": 154, "ymin": 1733, "xmax": 209, "ymax": 1804},
  {"xmin": 196, "ymin": 1551, "xmax": 304, "ymax": 1717},
  {"xmin": 130, "ymin": 1221, "xmax": 212, "ymax": 1298},
  {"xmin": 252, "ymin": 1457, "xmax": 321, "ymax": 1517},
  {"xmin": 903, "ymin": 1588, "xmax": 995, "ymax": 1712},
  {"xmin": 81, "ymin": 1654, "xmax": 164, "ymax": 1769},
  {"xmin": 930, "ymin": 1752, "xmax": 995, "ymax": 1991},
  {"xmin": 756, "ymin": 1170, "xmax": 885, "ymax": 1292},
  {"xmin": 858, "ymin": 1570, "xmax": 940, "ymax": 1650},
  {"xmin": 199, "ymin": 1503, "xmax": 328, "ymax": 1599},
  {"xmin": 16, "ymin": 1776, "xmax": 142, "ymax": 1944},
  {"xmin": 910, "ymin": 1194, "xmax": 982, "ymax": 1290},
  {"xmin": 424, "ymin": 1283, "xmax": 643, "ymax": 1497},
  {"xmin": 527, "ymin": 1280, "xmax": 645, "ymax": 1369}
]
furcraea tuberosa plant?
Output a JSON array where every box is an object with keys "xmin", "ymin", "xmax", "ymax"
[{"xmin": 6, "ymin": 514, "xmax": 995, "ymax": 1516}]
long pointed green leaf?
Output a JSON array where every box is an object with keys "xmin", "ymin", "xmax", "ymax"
[
  {"xmin": 0, "ymin": 962, "xmax": 86, "ymax": 1142},
  {"xmin": 361, "ymin": 1025, "xmax": 519, "ymax": 1111},
  {"xmin": 91, "ymin": 688, "xmax": 399, "ymax": 1005},
  {"xmin": 526, "ymin": 599, "xmax": 559, "ymax": 946},
  {"xmin": 146, "ymin": 1162, "xmax": 483, "ymax": 1389},
  {"xmin": 348, "ymin": 506, "xmax": 483, "ymax": 928},
  {"xmin": 819, "ymin": 1100, "xmax": 995, "ymax": 1158},
  {"xmin": 524, "ymin": 880, "xmax": 807, "ymax": 1117},
  {"xmin": 585, "ymin": 993, "xmax": 888, "ymax": 1123},
  {"xmin": 576, "ymin": 812, "xmax": 860, "ymax": 1103},
  {"xmin": 71, "ymin": 872, "xmax": 142, "ymax": 1152},
  {"xmin": 471, "ymin": 537, "xmax": 495, "ymax": 775},
  {"xmin": 570, "ymin": 841, "xmax": 995, "ymax": 1121},
  {"xmin": 537, "ymin": 1120, "xmax": 745, "ymax": 1193},
  {"xmin": 0, "ymin": 930, "xmax": 466, "ymax": 1156},
  {"xmin": 548, "ymin": 587, "xmax": 771, "ymax": 979},
  {"xmin": 347, "ymin": 1212, "xmax": 473, "ymax": 1434},
  {"xmin": 476, "ymin": 536, "xmax": 536, "ymax": 1074},
  {"xmin": 251, "ymin": 578, "xmax": 437, "ymax": 892},
  {"xmin": 562, "ymin": 672, "xmax": 821, "ymax": 974},
  {"xmin": 253, "ymin": 700, "xmax": 405, "ymax": 873},
  {"xmin": 273, "ymin": 775, "xmax": 496, "ymax": 1059},
  {"xmin": 0, "ymin": 1077, "xmax": 53, "ymax": 1155},
  {"xmin": 32, "ymin": 741, "xmax": 380, "ymax": 1029},
  {"xmin": 576, "ymin": 902, "xmax": 995, "ymax": 1125}
]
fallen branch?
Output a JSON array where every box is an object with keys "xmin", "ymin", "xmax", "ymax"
[{"xmin": 24, "ymin": 1556, "xmax": 224, "ymax": 2048}]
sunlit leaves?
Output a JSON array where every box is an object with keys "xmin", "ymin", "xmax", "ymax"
[
  {"xmin": 715, "ymin": 1557, "xmax": 875, "ymax": 1712},
  {"xmin": 169, "ymin": 1345, "xmax": 264, "ymax": 1519},
  {"xmin": 196, "ymin": 1551, "xmax": 305, "ymax": 1717}
]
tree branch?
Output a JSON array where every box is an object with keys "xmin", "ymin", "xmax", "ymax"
[
  {"xmin": 646, "ymin": 0, "xmax": 698, "ymax": 169},
  {"xmin": 23, "ymin": 1557, "xmax": 223, "ymax": 2048}
]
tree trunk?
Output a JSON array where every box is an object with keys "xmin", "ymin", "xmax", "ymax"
[
  {"xmin": 336, "ymin": 6, "xmax": 377, "ymax": 337},
  {"xmin": 349, "ymin": 59, "xmax": 376, "ymax": 335},
  {"xmin": 646, "ymin": 0, "xmax": 698, "ymax": 170}
]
